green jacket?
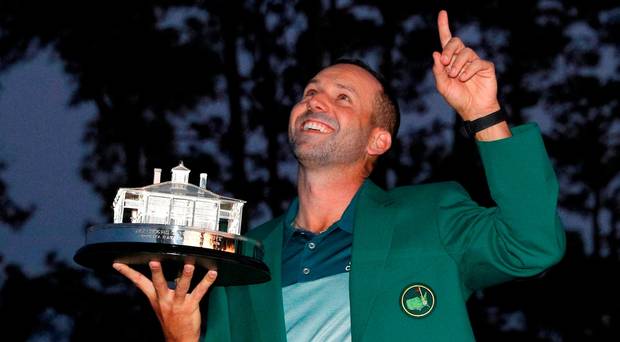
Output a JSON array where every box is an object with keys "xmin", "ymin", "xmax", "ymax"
[{"xmin": 205, "ymin": 124, "xmax": 565, "ymax": 341}]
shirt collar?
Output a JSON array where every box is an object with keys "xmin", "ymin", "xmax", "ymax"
[{"xmin": 283, "ymin": 179, "xmax": 368, "ymax": 239}]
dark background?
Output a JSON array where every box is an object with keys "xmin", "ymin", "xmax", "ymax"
[{"xmin": 1, "ymin": 0, "xmax": 619, "ymax": 341}]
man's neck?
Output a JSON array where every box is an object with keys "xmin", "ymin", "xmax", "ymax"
[{"xmin": 295, "ymin": 165, "xmax": 366, "ymax": 234}]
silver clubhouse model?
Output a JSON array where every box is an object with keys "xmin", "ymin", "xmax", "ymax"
[{"xmin": 74, "ymin": 162, "xmax": 270, "ymax": 285}]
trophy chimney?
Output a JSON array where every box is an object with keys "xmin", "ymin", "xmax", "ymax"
[
  {"xmin": 153, "ymin": 168, "xmax": 162, "ymax": 184},
  {"xmin": 199, "ymin": 173, "xmax": 208, "ymax": 189}
]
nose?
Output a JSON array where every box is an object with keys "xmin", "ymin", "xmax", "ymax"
[{"xmin": 307, "ymin": 93, "xmax": 328, "ymax": 113}]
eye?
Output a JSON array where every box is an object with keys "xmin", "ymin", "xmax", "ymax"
[
  {"xmin": 304, "ymin": 89, "xmax": 317, "ymax": 97},
  {"xmin": 337, "ymin": 94, "xmax": 351, "ymax": 102}
]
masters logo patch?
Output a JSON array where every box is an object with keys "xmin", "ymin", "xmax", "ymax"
[{"xmin": 400, "ymin": 284, "xmax": 435, "ymax": 318}]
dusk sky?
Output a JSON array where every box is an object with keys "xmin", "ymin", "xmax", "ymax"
[{"xmin": 0, "ymin": 51, "xmax": 101, "ymax": 275}]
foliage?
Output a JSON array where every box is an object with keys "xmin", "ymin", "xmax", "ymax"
[{"xmin": 0, "ymin": 0, "xmax": 619, "ymax": 340}]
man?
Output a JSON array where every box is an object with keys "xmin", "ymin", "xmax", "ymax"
[{"xmin": 114, "ymin": 10, "xmax": 565, "ymax": 342}]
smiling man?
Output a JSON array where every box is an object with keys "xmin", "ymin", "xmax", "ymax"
[
  {"xmin": 289, "ymin": 62, "xmax": 392, "ymax": 171},
  {"xmin": 114, "ymin": 10, "xmax": 565, "ymax": 342}
]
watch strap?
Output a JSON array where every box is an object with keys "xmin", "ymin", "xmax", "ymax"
[{"xmin": 460, "ymin": 110, "xmax": 507, "ymax": 138}]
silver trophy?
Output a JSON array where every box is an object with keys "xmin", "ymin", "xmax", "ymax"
[{"xmin": 74, "ymin": 162, "xmax": 270, "ymax": 285}]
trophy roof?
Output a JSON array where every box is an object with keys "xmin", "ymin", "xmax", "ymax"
[
  {"xmin": 121, "ymin": 181, "xmax": 245, "ymax": 203},
  {"xmin": 171, "ymin": 162, "xmax": 190, "ymax": 172}
]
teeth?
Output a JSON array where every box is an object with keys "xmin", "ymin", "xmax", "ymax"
[{"xmin": 303, "ymin": 121, "xmax": 329, "ymax": 133}]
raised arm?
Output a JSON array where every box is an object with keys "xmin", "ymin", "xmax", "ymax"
[{"xmin": 430, "ymin": 10, "xmax": 565, "ymax": 290}]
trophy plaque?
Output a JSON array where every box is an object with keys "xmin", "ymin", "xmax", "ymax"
[{"xmin": 74, "ymin": 162, "xmax": 270, "ymax": 286}]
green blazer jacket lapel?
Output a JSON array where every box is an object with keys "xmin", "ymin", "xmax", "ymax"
[
  {"xmin": 350, "ymin": 181, "xmax": 396, "ymax": 341},
  {"xmin": 248, "ymin": 216, "xmax": 287, "ymax": 342}
]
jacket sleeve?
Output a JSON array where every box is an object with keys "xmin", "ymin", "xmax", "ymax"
[
  {"xmin": 437, "ymin": 123, "xmax": 566, "ymax": 291},
  {"xmin": 203, "ymin": 287, "xmax": 232, "ymax": 342}
]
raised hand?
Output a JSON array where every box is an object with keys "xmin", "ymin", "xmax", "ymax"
[
  {"xmin": 432, "ymin": 10, "xmax": 501, "ymax": 121},
  {"xmin": 113, "ymin": 261, "xmax": 217, "ymax": 342}
]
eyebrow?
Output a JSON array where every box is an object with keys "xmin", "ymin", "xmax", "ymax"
[{"xmin": 306, "ymin": 79, "xmax": 359, "ymax": 96}]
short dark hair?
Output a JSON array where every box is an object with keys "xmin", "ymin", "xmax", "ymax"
[{"xmin": 328, "ymin": 58, "xmax": 400, "ymax": 138}]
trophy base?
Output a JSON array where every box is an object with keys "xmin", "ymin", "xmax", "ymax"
[
  {"xmin": 74, "ymin": 242, "xmax": 271, "ymax": 286},
  {"xmin": 73, "ymin": 224, "xmax": 271, "ymax": 286}
]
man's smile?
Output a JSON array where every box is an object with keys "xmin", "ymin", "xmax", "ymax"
[{"xmin": 301, "ymin": 119, "xmax": 335, "ymax": 134}]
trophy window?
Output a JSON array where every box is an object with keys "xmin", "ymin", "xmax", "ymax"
[
  {"xmin": 170, "ymin": 198, "xmax": 194, "ymax": 226},
  {"xmin": 146, "ymin": 196, "xmax": 170, "ymax": 224},
  {"xmin": 194, "ymin": 200, "xmax": 219, "ymax": 230},
  {"xmin": 122, "ymin": 208, "xmax": 139, "ymax": 223},
  {"xmin": 218, "ymin": 218, "xmax": 229, "ymax": 232}
]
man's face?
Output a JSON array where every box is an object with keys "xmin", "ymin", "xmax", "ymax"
[{"xmin": 288, "ymin": 64, "xmax": 382, "ymax": 168}]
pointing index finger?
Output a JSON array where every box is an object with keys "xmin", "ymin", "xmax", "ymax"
[{"xmin": 438, "ymin": 10, "xmax": 452, "ymax": 48}]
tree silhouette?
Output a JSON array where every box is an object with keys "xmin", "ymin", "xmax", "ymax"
[
  {"xmin": 0, "ymin": 0, "xmax": 619, "ymax": 340},
  {"xmin": 541, "ymin": 0, "xmax": 620, "ymax": 258}
]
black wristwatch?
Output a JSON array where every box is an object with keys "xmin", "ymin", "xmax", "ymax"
[{"xmin": 460, "ymin": 110, "xmax": 507, "ymax": 138}]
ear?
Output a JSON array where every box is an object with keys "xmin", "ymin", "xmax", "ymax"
[{"xmin": 367, "ymin": 128, "xmax": 392, "ymax": 156}]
